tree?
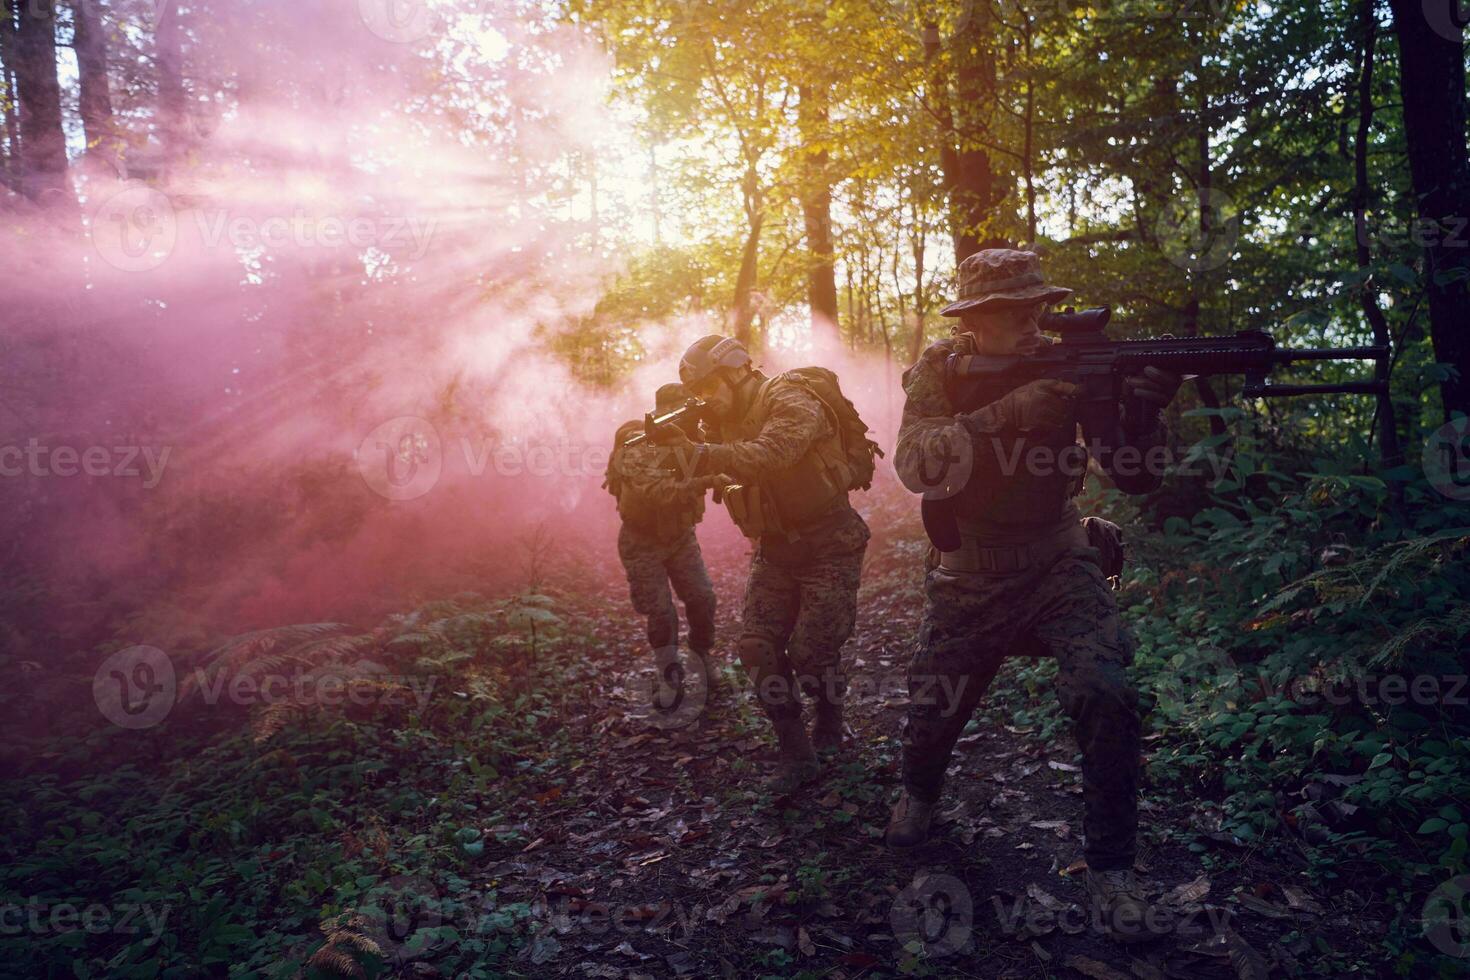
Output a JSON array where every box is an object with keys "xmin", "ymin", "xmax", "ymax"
[
  {"xmin": 1387, "ymin": 0, "xmax": 1470, "ymax": 420},
  {"xmin": 6, "ymin": 0, "xmax": 74, "ymax": 207}
]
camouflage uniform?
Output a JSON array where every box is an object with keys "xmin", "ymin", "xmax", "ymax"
[
  {"xmin": 608, "ymin": 431, "xmax": 719, "ymax": 656},
  {"xmin": 894, "ymin": 332, "xmax": 1162, "ymax": 871},
  {"xmin": 707, "ymin": 380, "xmax": 870, "ymax": 722}
]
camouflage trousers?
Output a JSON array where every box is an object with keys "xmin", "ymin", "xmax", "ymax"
[
  {"xmin": 900, "ymin": 545, "xmax": 1141, "ymax": 871},
  {"xmin": 738, "ymin": 504, "xmax": 870, "ymax": 721},
  {"xmin": 617, "ymin": 524, "xmax": 716, "ymax": 653}
]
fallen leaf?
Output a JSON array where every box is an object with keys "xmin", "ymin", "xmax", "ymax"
[
  {"xmin": 1162, "ymin": 874, "xmax": 1211, "ymax": 907},
  {"xmin": 1063, "ymin": 954, "xmax": 1131, "ymax": 980},
  {"xmin": 1026, "ymin": 883, "xmax": 1067, "ymax": 912},
  {"xmin": 1233, "ymin": 891, "xmax": 1290, "ymax": 919},
  {"xmin": 1280, "ymin": 885, "xmax": 1323, "ymax": 915}
]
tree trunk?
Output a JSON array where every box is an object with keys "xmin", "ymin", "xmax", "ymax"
[
  {"xmin": 156, "ymin": 0, "xmax": 187, "ymax": 172},
  {"xmin": 907, "ymin": 191, "xmax": 929, "ymax": 362},
  {"xmin": 9, "ymin": 0, "xmax": 73, "ymax": 208},
  {"xmin": 1351, "ymin": 0, "xmax": 1403, "ymax": 468},
  {"xmin": 73, "ymin": 0, "xmax": 119, "ymax": 174},
  {"xmin": 1388, "ymin": 0, "xmax": 1470, "ymax": 420},
  {"xmin": 947, "ymin": 8, "xmax": 1005, "ymax": 260},
  {"xmin": 0, "ymin": 12, "xmax": 21, "ymax": 190},
  {"xmin": 731, "ymin": 162, "xmax": 762, "ymax": 346},
  {"xmin": 797, "ymin": 85, "xmax": 840, "ymax": 346}
]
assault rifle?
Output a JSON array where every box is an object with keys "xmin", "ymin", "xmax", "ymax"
[
  {"xmin": 922, "ymin": 306, "xmax": 1391, "ymax": 551},
  {"xmin": 946, "ymin": 306, "xmax": 1389, "ymax": 443},
  {"xmin": 622, "ymin": 398, "xmax": 708, "ymax": 448}
]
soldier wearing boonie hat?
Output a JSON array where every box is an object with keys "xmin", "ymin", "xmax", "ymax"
[{"xmin": 888, "ymin": 248, "xmax": 1182, "ymax": 944}]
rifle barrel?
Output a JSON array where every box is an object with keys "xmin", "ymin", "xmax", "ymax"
[{"xmin": 1274, "ymin": 345, "xmax": 1389, "ymax": 363}]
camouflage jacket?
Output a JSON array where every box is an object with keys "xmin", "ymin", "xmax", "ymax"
[
  {"xmin": 896, "ymin": 333, "xmax": 1165, "ymax": 536},
  {"xmin": 706, "ymin": 378, "xmax": 850, "ymax": 537},
  {"xmin": 608, "ymin": 423, "xmax": 721, "ymax": 540}
]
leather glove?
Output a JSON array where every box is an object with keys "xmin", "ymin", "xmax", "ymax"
[
  {"xmin": 1123, "ymin": 366, "xmax": 1182, "ymax": 409},
  {"xmin": 1082, "ymin": 515, "xmax": 1125, "ymax": 580},
  {"xmin": 962, "ymin": 379, "xmax": 1079, "ymax": 435}
]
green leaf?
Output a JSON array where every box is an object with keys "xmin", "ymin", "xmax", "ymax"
[{"xmin": 1417, "ymin": 817, "xmax": 1448, "ymax": 834}]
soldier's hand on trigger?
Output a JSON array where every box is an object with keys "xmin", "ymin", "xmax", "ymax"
[{"xmin": 983, "ymin": 378, "xmax": 1079, "ymax": 433}]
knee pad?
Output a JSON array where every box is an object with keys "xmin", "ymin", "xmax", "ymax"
[{"xmin": 737, "ymin": 635, "xmax": 780, "ymax": 673}]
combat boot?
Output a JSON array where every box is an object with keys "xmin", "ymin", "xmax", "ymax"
[
  {"xmin": 767, "ymin": 715, "xmax": 820, "ymax": 795},
  {"xmin": 884, "ymin": 789, "xmax": 936, "ymax": 849},
  {"xmin": 1084, "ymin": 868, "xmax": 1163, "ymax": 944},
  {"xmin": 690, "ymin": 648, "xmax": 725, "ymax": 703},
  {"xmin": 811, "ymin": 698, "xmax": 843, "ymax": 755},
  {"xmin": 652, "ymin": 645, "xmax": 683, "ymax": 711}
]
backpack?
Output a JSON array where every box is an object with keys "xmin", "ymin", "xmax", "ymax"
[{"xmin": 773, "ymin": 367, "xmax": 885, "ymax": 492}]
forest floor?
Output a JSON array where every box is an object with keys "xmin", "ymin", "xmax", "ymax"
[
  {"xmin": 435, "ymin": 509, "xmax": 1391, "ymax": 980},
  {"xmin": 6, "ymin": 489, "xmax": 1412, "ymax": 979}
]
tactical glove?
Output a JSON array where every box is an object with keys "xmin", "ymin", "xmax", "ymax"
[
  {"xmin": 960, "ymin": 378, "xmax": 1078, "ymax": 436},
  {"xmin": 1123, "ymin": 366, "xmax": 1182, "ymax": 408}
]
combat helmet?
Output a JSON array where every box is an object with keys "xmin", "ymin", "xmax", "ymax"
[
  {"xmin": 679, "ymin": 335, "xmax": 751, "ymax": 388},
  {"xmin": 654, "ymin": 382, "xmax": 690, "ymax": 413}
]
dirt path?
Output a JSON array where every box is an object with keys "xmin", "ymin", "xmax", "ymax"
[{"xmin": 453, "ymin": 521, "xmax": 1379, "ymax": 979}]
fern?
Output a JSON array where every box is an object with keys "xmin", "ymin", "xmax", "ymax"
[{"xmin": 308, "ymin": 912, "xmax": 381, "ymax": 978}]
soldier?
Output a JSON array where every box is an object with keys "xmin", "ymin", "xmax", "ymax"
[
  {"xmin": 886, "ymin": 249, "xmax": 1181, "ymax": 943},
  {"xmin": 606, "ymin": 383, "xmax": 723, "ymax": 710},
  {"xmin": 649, "ymin": 337, "xmax": 876, "ymax": 793}
]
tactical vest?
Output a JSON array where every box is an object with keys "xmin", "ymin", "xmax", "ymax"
[
  {"xmin": 606, "ymin": 421, "xmax": 704, "ymax": 540},
  {"xmin": 941, "ymin": 335, "xmax": 1087, "ymax": 529},
  {"xmin": 722, "ymin": 375, "xmax": 853, "ymax": 539}
]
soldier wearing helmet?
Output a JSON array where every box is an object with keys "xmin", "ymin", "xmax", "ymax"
[
  {"xmin": 606, "ymin": 382, "xmax": 726, "ymax": 712},
  {"xmin": 650, "ymin": 335, "xmax": 873, "ymax": 794}
]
